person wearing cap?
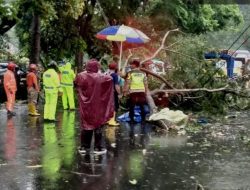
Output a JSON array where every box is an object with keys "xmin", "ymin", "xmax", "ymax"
[
  {"xmin": 75, "ymin": 59, "xmax": 114, "ymax": 155},
  {"xmin": 59, "ymin": 62, "xmax": 76, "ymax": 110},
  {"xmin": 27, "ymin": 64, "xmax": 40, "ymax": 116},
  {"xmin": 4, "ymin": 62, "xmax": 17, "ymax": 116},
  {"xmin": 106, "ymin": 61, "xmax": 121, "ymax": 126},
  {"xmin": 124, "ymin": 60, "xmax": 148, "ymax": 123},
  {"xmin": 43, "ymin": 61, "xmax": 62, "ymax": 121}
]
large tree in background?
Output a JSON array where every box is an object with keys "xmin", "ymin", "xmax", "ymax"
[
  {"xmin": 0, "ymin": 0, "xmax": 18, "ymax": 35},
  {"xmin": 0, "ymin": 0, "xmax": 244, "ymax": 67},
  {"xmin": 15, "ymin": 0, "xmax": 86, "ymax": 66},
  {"xmin": 146, "ymin": 0, "xmax": 243, "ymax": 34}
]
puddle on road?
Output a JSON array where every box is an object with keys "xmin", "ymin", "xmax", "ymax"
[{"xmin": 0, "ymin": 105, "xmax": 250, "ymax": 190}]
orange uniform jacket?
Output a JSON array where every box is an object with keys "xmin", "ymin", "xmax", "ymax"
[
  {"xmin": 4, "ymin": 70, "xmax": 17, "ymax": 93},
  {"xmin": 26, "ymin": 72, "xmax": 39, "ymax": 91}
]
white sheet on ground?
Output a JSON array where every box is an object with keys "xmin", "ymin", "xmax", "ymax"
[{"xmin": 149, "ymin": 108, "xmax": 188, "ymax": 129}]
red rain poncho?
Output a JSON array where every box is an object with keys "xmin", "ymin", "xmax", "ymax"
[{"xmin": 75, "ymin": 60, "xmax": 114, "ymax": 130}]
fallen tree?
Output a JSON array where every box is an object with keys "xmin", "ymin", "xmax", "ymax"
[
  {"xmin": 126, "ymin": 29, "xmax": 250, "ymax": 114},
  {"xmin": 151, "ymin": 85, "xmax": 229, "ymax": 94}
]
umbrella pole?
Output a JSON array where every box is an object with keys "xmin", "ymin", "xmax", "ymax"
[{"xmin": 119, "ymin": 41, "xmax": 123, "ymax": 70}]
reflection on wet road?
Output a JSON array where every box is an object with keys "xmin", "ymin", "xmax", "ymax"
[{"xmin": 0, "ymin": 104, "xmax": 250, "ymax": 190}]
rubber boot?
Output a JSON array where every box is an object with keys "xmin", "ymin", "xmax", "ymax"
[
  {"xmin": 108, "ymin": 112, "xmax": 119, "ymax": 126},
  {"xmin": 28, "ymin": 103, "xmax": 33, "ymax": 115},
  {"xmin": 30, "ymin": 103, "xmax": 40, "ymax": 116}
]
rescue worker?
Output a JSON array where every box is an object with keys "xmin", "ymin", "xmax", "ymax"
[
  {"xmin": 26, "ymin": 64, "xmax": 40, "ymax": 116},
  {"xmin": 124, "ymin": 60, "xmax": 148, "ymax": 123},
  {"xmin": 43, "ymin": 61, "xmax": 62, "ymax": 122},
  {"xmin": 4, "ymin": 62, "xmax": 17, "ymax": 116},
  {"xmin": 107, "ymin": 62, "xmax": 120, "ymax": 126},
  {"xmin": 59, "ymin": 62, "xmax": 76, "ymax": 110}
]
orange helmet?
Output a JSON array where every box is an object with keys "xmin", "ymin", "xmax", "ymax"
[
  {"xmin": 7, "ymin": 62, "xmax": 16, "ymax": 71},
  {"xmin": 108, "ymin": 62, "xmax": 118, "ymax": 70},
  {"xmin": 29, "ymin": 64, "xmax": 37, "ymax": 71}
]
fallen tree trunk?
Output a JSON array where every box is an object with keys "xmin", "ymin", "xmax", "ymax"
[
  {"xmin": 151, "ymin": 85, "xmax": 229, "ymax": 94},
  {"xmin": 146, "ymin": 91, "xmax": 157, "ymax": 114},
  {"xmin": 140, "ymin": 68, "xmax": 174, "ymax": 113}
]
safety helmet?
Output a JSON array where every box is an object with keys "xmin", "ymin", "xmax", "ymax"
[
  {"xmin": 29, "ymin": 64, "xmax": 37, "ymax": 71},
  {"xmin": 108, "ymin": 62, "xmax": 118, "ymax": 70},
  {"xmin": 7, "ymin": 62, "xmax": 16, "ymax": 71}
]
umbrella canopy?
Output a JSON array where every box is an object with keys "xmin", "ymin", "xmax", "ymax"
[
  {"xmin": 96, "ymin": 25, "xmax": 150, "ymax": 44},
  {"xmin": 96, "ymin": 25, "xmax": 150, "ymax": 69}
]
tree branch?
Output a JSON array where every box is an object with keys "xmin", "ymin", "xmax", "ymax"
[
  {"xmin": 124, "ymin": 49, "xmax": 133, "ymax": 68},
  {"xmin": 141, "ymin": 28, "xmax": 180, "ymax": 64},
  {"xmin": 151, "ymin": 85, "xmax": 229, "ymax": 94}
]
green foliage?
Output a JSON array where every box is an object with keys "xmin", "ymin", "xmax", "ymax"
[
  {"xmin": 99, "ymin": 0, "xmax": 143, "ymax": 21},
  {"xmin": 0, "ymin": 35, "xmax": 8, "ymax": 50},
  {"xmin": 15, "ymin": 0, "xmax": 86, "ymax": 64},
  {"xmin": 0, "ymin": 0, "xmax": 17, "ymax": 19},
  {"xmin": 167, "ymin": 35, "xmax": 223, "ymax": 88},
  {"xmin": 146, "ymin": 0, "xmax": 243, "ymax": 34},
  {"xmin": 159, "ymin": 35, "xmax": 230, "ymax": 114},
  {"xmin": 203, "ymin": 4, "xmax": 250, "ymax": 50}
]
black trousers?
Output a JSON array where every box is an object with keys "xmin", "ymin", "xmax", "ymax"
[{"xmin": 81, "ymin": 127, "xmax": 103, "ymax": 149}]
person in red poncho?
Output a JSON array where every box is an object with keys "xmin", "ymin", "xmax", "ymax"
[{"xmin": 75, "ymin": 59, "xmax": 114, "ymax": 155}]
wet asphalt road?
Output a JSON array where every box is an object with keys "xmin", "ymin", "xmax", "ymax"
[{"xmin": 0, "ymin": 103, "xmax": 250, "ymax": 190}]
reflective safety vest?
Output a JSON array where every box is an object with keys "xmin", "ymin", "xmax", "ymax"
[
  {"xmin": 59, "ymin": 63, "xmax": 75, "ymax": 87},
  {"xmin": 127, "ymin": 70, "xmax": 146, "ymax": 92},
  {"xmin": 43, "ymin": 69, "xmax": 61, "ymax": 93}
]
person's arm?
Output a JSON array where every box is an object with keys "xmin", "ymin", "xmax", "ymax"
[
  {"xmin": 115, "ymin": 84, "xmax": 120, "ymax": 94},
  {"xmin": 33, "ymin": 74, "xmax": 40, "ymax": 91},
  {"xmin": 113, "ymin": 74, "xmax": 121, "ymax": 94},
  {"xmin": 74, "ymin": 74, "xmax": 87, "ymax": 90},
  {"xmin": 70, "ymin": 69, "xmax": 76, "ymax": 81},
  {"xmin": 219, "ymin": 53, "xmax": 230, "ymax": 60},
  {"xmin": 123, "ymin": 73, "xmax": 130, "ymax": 95},
  {"xmin": 55, "ymin": 72, "xmax": 63, "ymax": 95},
  {"xmin": 144, "ymin": 74, "xmax": 149, "ymax": 93},
  {"xmin": 4, "ymin": 72, "xmax": 12, "ymax": 93}
]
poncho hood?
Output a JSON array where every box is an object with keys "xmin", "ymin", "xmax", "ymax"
[{"xmin": 86, "ymin": 59, "xmax": 100, "ymax": 73}]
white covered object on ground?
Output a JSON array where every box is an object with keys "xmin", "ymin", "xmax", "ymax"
[{"xmin": 149, "ymin": 108, "xmax": 188, "ymax": 129}]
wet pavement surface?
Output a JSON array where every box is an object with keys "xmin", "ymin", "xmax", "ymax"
[{"xmin": 0, "ymin": 103, "xmax": 250, "ymax": 190}]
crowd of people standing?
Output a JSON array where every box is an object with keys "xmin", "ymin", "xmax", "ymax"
[{"xmin": 3, "ymin": 58, "xmax": 149, "ymax": 155}]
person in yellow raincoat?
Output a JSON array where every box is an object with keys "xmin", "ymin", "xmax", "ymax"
[
  {"xmin": 59, "ymin": 62, "xmax": 76, "ymax": 110},
  {"xmin": 43, "ymin": 61, "xmax": 62, "ymax": 121}
]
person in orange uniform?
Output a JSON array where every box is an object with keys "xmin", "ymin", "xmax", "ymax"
[
  {"xmin": 4, "ymin": 62, "xmax": 17, "ymax": 117},
  {"xmin": 26, "ymin": 64, "xmax": 40, "ymax": 116}
]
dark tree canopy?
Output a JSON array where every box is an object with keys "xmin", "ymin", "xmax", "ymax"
[{"xmin": 0, "ymin": 0, "xmax": 244, "ymax": 65}]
